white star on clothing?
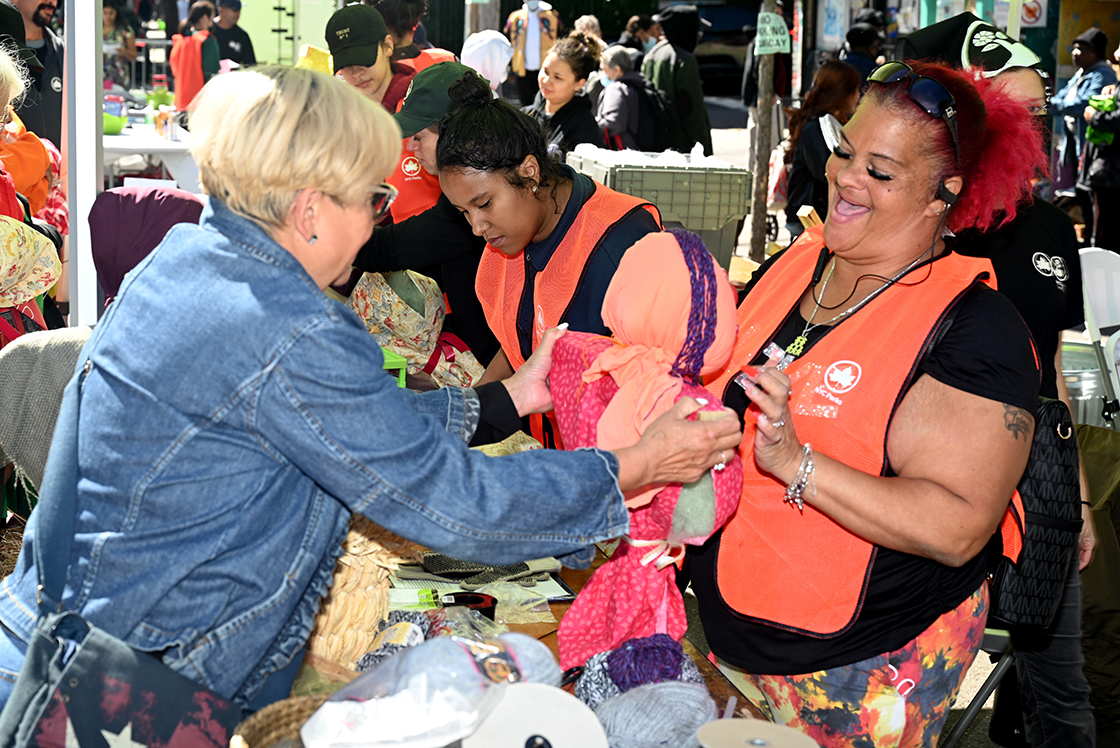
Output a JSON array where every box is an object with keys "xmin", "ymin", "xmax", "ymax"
[{"xmin": 100, "ymin": 722, "xmax": 147, "ymax": 748}]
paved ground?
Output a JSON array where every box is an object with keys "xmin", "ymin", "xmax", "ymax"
[{"xmin": 698, "ymin": 97, "xmax": 1008, "ymax": 748}]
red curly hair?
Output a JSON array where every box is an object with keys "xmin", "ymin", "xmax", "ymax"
[{"xmin": 860, "ymin": 61, "xmax": 1047, "ymax": 234}]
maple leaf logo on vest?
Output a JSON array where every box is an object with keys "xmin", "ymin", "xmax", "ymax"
[
  {"xmin": 825, "ymin": 360, "xmax": 862, "ymax": 394},
  {"xmin": 402, "ymin": 157, "xmax": 421, "ymax": 177}
]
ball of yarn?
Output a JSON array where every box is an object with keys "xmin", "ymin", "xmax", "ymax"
[
  {"xmin": 575, "ymin": 650, "xmax": 622, "ymax": 709},
  {"xmin": 606, "ymin": 634, "xmax": 684, "ymax": 692},
  {"xmin": 594, "ymin": 681, "xmax": 717, "ymax": 748},
  {"xmin": 499, "ymin": 632, "xmax": 562, "ymax": 687},
  {"xmin": 355, "ymin": 610, "xmax": 432, "ymax": 671}
]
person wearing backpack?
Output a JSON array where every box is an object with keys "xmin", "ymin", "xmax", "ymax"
[
  {"xmin": 642, "ymin": 4, "xmax": 712, "ymax": 155},
  {"xmin": 597, "ymin": 44, "xmax": 675, "ymax": 152}
]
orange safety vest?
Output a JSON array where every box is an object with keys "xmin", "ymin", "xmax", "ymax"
[
  {"xmin": 398, "ymin": 47, "xmax": 457, "ymax": 73},
  {"xmin": 476, "ymin": 184, "xmax": 660, "ymax": 447},
  {"xmin": 706, "ymin": 226, "xmax": 1023, "ymax": 636},
  {"xmin": 170, "ymin": 31, "xmax": 208, "ymax": 110}
]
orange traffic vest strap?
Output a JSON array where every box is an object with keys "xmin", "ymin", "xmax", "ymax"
[
  {"xmin": 398, "ymin": 48, "xmax": 457, "ymax": 73},
  {"xmin": 170, "ymin": 32, "xmax": 207, "ymax": 110},
  {"xmin": 476, "ymin": 184, "xmax": 660, "ymax": 370},
  {"xmin": 708, "ymin": 226, "xmax": 996, "ymax": 636}
]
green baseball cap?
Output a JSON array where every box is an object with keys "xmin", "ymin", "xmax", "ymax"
[
  {"xmin": 326, "ymin": 3, "xmax": 389, "ymax": 71},
  {"xmin": 393, "ymin": 62, "xmax": 483, "ymax": 138}
]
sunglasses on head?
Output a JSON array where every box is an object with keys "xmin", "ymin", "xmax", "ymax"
[{"xmin": 868, "ymin": 61, "xmax": 960, "ymax": 205}]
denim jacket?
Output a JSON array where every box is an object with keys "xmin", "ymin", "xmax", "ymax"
[{"xmin": 0, "ymin": 199, "xmax": 630, "ymax": 708}]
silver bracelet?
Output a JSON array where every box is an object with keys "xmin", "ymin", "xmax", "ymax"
[{"xmin": 783, "ymin": 443, "xmax": 816, "ymax": 513}]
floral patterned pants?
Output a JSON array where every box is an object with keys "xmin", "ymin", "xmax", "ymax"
[{"xmin": 712, "ymin": 583, "xmax": 988, "ymax": 748}]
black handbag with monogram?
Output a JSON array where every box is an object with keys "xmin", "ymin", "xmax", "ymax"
[
  {"xmin": 988, "ymin": 397, "xmax": 1084, "ymax": 629},
  {"xmin": 0, "ymin": 368, "xmax": 241, "ymax": 747}
]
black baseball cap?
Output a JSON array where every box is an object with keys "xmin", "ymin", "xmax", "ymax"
[
  {"xmin": 0, "ymin": 0, "xmax": 41, "ymax": 69},
  {"xmin": 326, "ymin": 3, "xmax": 390, "ymax": 71},
  {"xmin": 394, "ymin": 62, "xmax": 483, "ymax": 138}
]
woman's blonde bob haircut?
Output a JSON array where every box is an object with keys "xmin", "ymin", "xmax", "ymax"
[{"xmin": 189, "ymin": 65, "xmax": 401, "ymax": 232}]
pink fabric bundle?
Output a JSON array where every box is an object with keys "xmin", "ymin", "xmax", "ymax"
[{"xmin": 551, "ymin": 231, "xmax": 742, "ymax": 669}]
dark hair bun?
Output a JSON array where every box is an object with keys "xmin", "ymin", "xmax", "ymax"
[{"xmin": 447, "ymin": 72, "xmax": 493, "ymax": 108}]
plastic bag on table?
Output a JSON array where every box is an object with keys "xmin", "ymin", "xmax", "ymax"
[
  {"xmin": 424, "ymin": 604, "xmax": 508, "ymax": 640},
  {"xmin": 476, "ymin": 582, "xmax": 556, "ymax": 625},
  {"xmin": 300, "ymin": 632, "xmax": 560, "ymax": 748}
]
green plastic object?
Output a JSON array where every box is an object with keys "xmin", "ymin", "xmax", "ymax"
[
  {"xmin": 381, "ymin": 347, "xmax": 407, "ymax": 388},
  {"xmin": 1088, "ymin": 94, "xmax": 1117, "ymax": 147},
  {"xmin": 103, "ymin": 111, "xmax": 128, "ymax": 135},
  {"xmin": 147, "ymin": 89, "xmax": 174, "ymax": 109}
]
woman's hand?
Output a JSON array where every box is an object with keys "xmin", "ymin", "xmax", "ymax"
[
  {"xmin": 737, "ymin": 365, "xmax": 804, "ymax": 484},
  {"xmin": 502, "ymin": 324, "xmax": 567, "ymax": 417},
  {"xmin": 1085, "ymin": 105, "xmax": 1096, "ymax": 123},
  {"xmin": 614, "ymin": 398, "xmax": 742, "ymax": 491}
]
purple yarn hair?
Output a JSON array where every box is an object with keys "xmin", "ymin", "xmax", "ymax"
[
  {"xmin": 667, "ymin": 228, "xmax": 718, "ymax": 384},
  {"xmin": 606, "ymin": 633, "xmax": 686, "ymax": 692}
]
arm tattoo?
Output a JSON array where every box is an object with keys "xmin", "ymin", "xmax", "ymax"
[{"xmin": 1003, "ymin": 404, "xmax": 1032, "ymax": 440}]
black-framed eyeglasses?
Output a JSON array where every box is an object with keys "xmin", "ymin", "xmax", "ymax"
[
  {"xmin": 370, "ymin": 182, "xmax": 398, "ymax": 221},
  {"xmin": 868, "ymin": 62, "xmax": 960, "ymax": 200}
]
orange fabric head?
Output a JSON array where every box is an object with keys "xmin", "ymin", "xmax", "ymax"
[{"xmin": 583, "ymin": 231, "xmax": 737, "ymax": 505}]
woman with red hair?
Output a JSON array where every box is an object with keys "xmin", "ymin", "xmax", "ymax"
[{"xmin": 687, "ymin": 61, "xmax": 1047, "ymax": 746}]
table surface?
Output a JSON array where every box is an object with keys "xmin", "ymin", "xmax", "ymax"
[
  {"xmin": 511, "ymin": 550, "xmax": 763, "ymax": 719},
  {"xmin": 103, "ymin": 125, "xmax": 192, "ymax": 155}
]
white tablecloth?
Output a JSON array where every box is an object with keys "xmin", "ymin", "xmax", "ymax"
[{"xmin": 103, "ymin": 124, "xmax": 201, "ymax": 194}]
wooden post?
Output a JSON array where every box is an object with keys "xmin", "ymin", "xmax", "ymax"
[{"xmin": 750, "ymin": 0, "xmax": 779, "ymax": 263}]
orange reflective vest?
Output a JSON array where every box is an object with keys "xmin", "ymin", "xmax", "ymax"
[
  {"xmin": 387, "ymin": 145, "xmax": 441, "ymax": 222},
  {"xmin": 706, "ymin": 226, "xmax": 1023, "ymax": 635},
  {"xmin": 476, "ymin": 185, "xmax": 659, "ymax": 447},
  {"xmin": 170, "ymin": 31, "xmax": 208, "ymax": 110},
  {"xmin": 398, "ymin": 48, "xmax": 457, "ymax": 73}
]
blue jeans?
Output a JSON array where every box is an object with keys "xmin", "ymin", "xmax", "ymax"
[{"xmin": 1011, "ymin": 558, "xmax": 1095, "ymax": 748}]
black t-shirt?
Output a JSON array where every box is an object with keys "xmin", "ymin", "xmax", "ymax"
[
  {"xmin": 689, "ymin": 248, "xmax": 1039, "ymax": 675},
  {"xmin": 954, "ymin": 199, "xmax": 1083, "ymax": 399},
  {"xmin": 209, "ymin": 23, "xmax": 256, "ymax": 66}
]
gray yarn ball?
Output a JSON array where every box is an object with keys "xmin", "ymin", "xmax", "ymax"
[
  {"xmin": 575, "ymin": 650, "xmax": 622, "ymax": 709},
  {"xmin": 594, "ymin": 681, "xmax": 718, "ymax": 748}
]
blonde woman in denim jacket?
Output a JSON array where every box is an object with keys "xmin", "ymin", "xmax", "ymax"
[{"xmin": 0, "ymin": 66, "xmax": 740, "ymax": 713}]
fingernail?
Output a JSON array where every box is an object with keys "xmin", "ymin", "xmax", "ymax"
[
  {"xmin": 695, "ymin": 397, "xmax": 708, "ymax": 406},
  {"xmin": 557, "ymin": 322, "xmax": 569, "ymax": 330},
  {"xmin": 739, "ymin": 365, "xmax": 759, "ymax": 381}
]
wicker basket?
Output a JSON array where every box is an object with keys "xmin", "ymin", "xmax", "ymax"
[
  {"xmin": 305, "ymin": 433, "xmax": 540, "ymax": 670},
  {"xmin": 230, "ymin": 694, "xmax": 328, "ymax": 748},
  {"xmin": 305, "ymin": 516, "xmax": 414, "ymax": 669}
]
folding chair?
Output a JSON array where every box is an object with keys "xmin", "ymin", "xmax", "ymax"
[
  {"xmin": 940, "ymin": 628, "xmax": 1014, "ymax": 748},
  {"xmin": 1079, "ymin": 247, "xmax": 1120, "ymax": 430}
]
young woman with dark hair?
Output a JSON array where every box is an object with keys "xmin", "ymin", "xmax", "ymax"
[
  {"xmin": 522, "ymin": 31, "xmax": 603, "ymax": 156},
  {"xmin": 783, "ymin": 60, "xmax": 861, "ymax": 235},
  {"xmin": 437, "ymin": 75, "xmax": 663, "ymax": 446},
  {"xmin": 688, "ymin": 61, "xmax": 1049, "ymax": 746}
]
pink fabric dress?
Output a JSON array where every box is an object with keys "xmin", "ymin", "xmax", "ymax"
[{"xmin": 551, "ymin": 332, "xmax": 743, "ymax": 669}]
